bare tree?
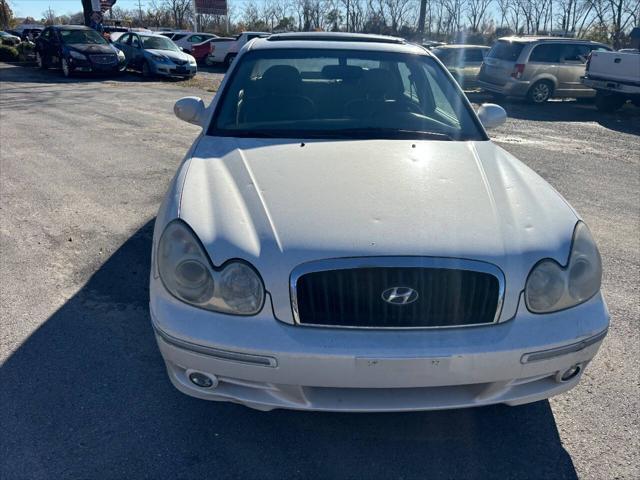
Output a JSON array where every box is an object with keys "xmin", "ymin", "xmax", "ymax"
[{"xmin": 466, "ymin": 0, "xmax": 493, "ymax": 32}]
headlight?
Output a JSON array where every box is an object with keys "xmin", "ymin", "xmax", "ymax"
[
  {"xmin": 525, "ymin": 222, "xmax": 602, "ymax": 313},
  {"xmin": 116, "ymin": 49, "xmax": 125, "ymax": 60},
  {"xmin": 188, "ymin": 55, "xmax": 197, "ymax": 65},
  {"xmin": 157, "ymin": 220, "xmax": 265, "ymax": 315},
  {"xmin": 69, "ymin": 51, "xmax": 87, "ymax": 60}
]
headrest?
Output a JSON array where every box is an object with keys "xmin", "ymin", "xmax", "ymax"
[
  {"xmin": 362, "ymin": 68, "xmax": 401, "ymax": 98},
  {"xmin": 261, "ymin": 65, "xmax": 302, "ymax": 94},
  {"xmin": 321, "ymin": 65, "xmax": 363, "ymax": 81}
]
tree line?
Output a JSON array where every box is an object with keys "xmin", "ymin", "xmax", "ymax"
[{"xmin": 4, "ymin": 0, "xmax": 639, "ymax": 48}]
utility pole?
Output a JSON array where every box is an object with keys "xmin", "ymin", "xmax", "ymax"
[
  {"xmin": 137, "ymin": 0, "xmax": 143, "ymax": 25},
  {"xmin": 417, "ymin": 0, "xmax": 426, "ymax": 38},
  {"xmin": 346, "ymin": 0, "xmax": 349, "ymax": 32}
]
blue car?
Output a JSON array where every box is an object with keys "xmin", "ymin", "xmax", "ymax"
[
  {"xmin": 35, "ymin": 25, "xmax": 126, "ymax": 77},
  {"xmin": 114, "ymin": 32, "xmax": 197, "ymax": 79}
]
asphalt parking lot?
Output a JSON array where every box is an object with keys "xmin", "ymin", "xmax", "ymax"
[{"xmin": 1, "ymin": 62, "xmax": 638, "ymax": 480}]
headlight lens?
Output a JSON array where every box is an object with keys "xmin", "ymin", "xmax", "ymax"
[
  {"xmin": 116, "ymin": 49, "xmax": 125, "ymax": 60},
  {"xmin": 151, "ymin": 54, "xmax": 169, "ymax": 63},
  {"xmin": 69, "ymin": 51, "xmax": 87, "ymax": 60},
  {"xmin": 188, "ymin": 55, "xmax": 197, "ymax": 65},
  {"xmin": 157, "ymin": 220, "xmax": 264, "ymax": 315},
  {"xmin": 525, "ymin": 222, "xmax": 602, "ymax": 313}
]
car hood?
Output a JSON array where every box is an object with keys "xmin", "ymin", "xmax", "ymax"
[
  {"xmin": 179, "ymin": 137, "xmax": 578, "ymax": 323},
  {"xmin": 67, "ymin": 43, "xmax": 116, "ymax": 55},
  {"xmin": 145, "ymin": 49, "xmax": 188, "ymax": 62}
]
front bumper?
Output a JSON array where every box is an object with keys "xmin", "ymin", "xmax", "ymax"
[
  {"xmin": 151, "ymin": 62, "xmax": 196, "ymax": 77},
  {"xmin": 68, "ymin": 56, "xmax": 126, "ymax": 74},
  {"xmin": 477, "ymin": 77, "xmax": 531, "ymax": 97},
  {"xmin": 151, "ymin": 283, "xmax": 609, "ymax": 412}
]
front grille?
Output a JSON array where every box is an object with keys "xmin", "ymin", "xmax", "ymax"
[
  {"xmin": 90, "ymin": 54, "xmax": 117, "ymax": 65},
  {"xmin": 293, "ymin": 263, "xmax": 501, "ymax": 328}
]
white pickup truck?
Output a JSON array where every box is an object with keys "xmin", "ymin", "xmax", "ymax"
[
  {"xmin": 581, "ymin": 28, "xmax": 640, "ymax": 112},
  {"xmin": 206, "ymin": 31, "xmax": 270, "ymax": 68}
]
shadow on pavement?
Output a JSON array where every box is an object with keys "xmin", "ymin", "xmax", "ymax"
[
  {"xmin": 467, "ymin": 91, "xmax": 640, "ymax": 136},
  {"xmin": 0, "ymin": 222, "xmax": 578, "ymax": 480}
]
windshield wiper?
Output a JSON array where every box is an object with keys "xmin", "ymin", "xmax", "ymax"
[{"xmin": 324, "ymin": 128, "xmax": 453, "ymax": 140}]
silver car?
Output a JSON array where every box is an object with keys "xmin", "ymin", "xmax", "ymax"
[
  {"xmin": 431, "ymin": 45, "xmax": 490, "ymax": 89},
  {"xmin": 478, "ymin": 37, "xmax": 611, "ymax": 103},
  {"xmin": 114, "ymin": 32, "xmax": 197, "ymax": 79}
]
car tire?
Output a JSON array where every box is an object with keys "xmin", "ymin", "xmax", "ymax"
[
  {"xmin": 61, "ymin": 58, "xmax": 72, "ymax": 78},
  {"xmin": 527, "ymin": 80, "xmax": 553, "ymax": 104},
  {"xmin": 224, "ymin": 53, "xmax": 236, "ymax": 69},
  {"xmin": 36, "ymin": 52, "xmax": 46, "ymax": 69},
  {"xmin": 595, "ymin": 92, "xmax": 626, "ymax": 112}
]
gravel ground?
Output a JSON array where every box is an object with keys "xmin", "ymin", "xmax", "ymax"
[{"xmin": 1, "ymin": 62, "xmax": 638, "ymax": 480}]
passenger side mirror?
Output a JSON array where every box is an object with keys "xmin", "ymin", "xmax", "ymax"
[
  {"xmin": 174, "ymin": 96, "xmax": 206, "ymax": 126},
  {"xmin": 477, "ymin": 103, "xmax": 507, "ymax": 130}
]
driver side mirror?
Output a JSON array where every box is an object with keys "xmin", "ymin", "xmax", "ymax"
[
  {"xmin": 174, "ymin": 96, "xmax": 206, "ymax": 126},
  {"xmin": 477, "ymin": 103, "xmax": 507, "ymax": 130}
]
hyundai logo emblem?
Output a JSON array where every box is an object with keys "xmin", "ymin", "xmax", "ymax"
[{"xmin": 381, "ymin": 287, "xmax": 419, "ymax": 305}]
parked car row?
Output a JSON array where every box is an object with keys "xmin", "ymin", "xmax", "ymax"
[
  {"xmin": 431, "ymin": 34, "xmax": 640, "ymax": 110},
  {"xmin": 33, "ymin": 25, "xmax": 197, "ymax": 79}
]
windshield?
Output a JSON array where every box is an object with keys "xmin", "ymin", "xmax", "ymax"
[
  {"xmin": 60, "ymin": 29, "xmax": 107, "ymax": 45},
  {"xmin": 141, "ymin": 35, "xmax": 180, "ymax": 52},
  {"xmin": 209, "ymin": 49, "xmax": 484, "ymax": 141}
]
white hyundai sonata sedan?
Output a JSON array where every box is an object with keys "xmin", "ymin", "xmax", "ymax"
[{"xmin": 150, "ymin": 32, "xmax": 609, "ymax": 411}]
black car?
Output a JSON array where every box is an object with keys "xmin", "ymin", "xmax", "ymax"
[{"xmin": 34, "ymin": 25, "xmax": 126, "ymax": 77}]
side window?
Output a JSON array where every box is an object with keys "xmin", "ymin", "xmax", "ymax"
[
  {"xmin": 562, "ymin": 44, "xmax": 591, "ymax": 64},
  {"xmin": 119, "ymin": 33, "xmax": 130, "ymax": 45},
  {"xmin": 529, "ymin": 44, "xmax": 562, "ymax": 63},
  {"xmin": 464, "ymin": 49, "xmax": 484, "ymax": 62},
  {"xmin": 131, "ymin": 35, "xmax": 140, "ymax": 48},
  {"xmin": 41, "ymin": 28, "xmax": 51, "ymax": 40},
  {"xmin": 172, "ymin": 34, "xmax": 187, "ymax": 41},
  {"xmin": 188, "ymin": 35, "xmax": 203, "ymax": 43}
]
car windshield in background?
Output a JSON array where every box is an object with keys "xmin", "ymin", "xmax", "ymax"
[
  {"xmin": 60, "ymin": 29, "xmax": 107, "ymax": 45},
  {"xmin": 488, "ymin": 41, "xmax": 525, "ymax": 61},
  {"xmin": 210, "ymin": 49, "xmax": 484, "ymax": 141},
  {"xmin": 141, "ymin": 35, "xmax": 179, "ymax": 52}
]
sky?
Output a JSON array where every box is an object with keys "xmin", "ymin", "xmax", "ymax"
[{"xmin": 11, "ymin": 0, "xmax": 152, "ymax": 19}]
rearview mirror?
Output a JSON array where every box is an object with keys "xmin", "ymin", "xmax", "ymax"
[
  {"xmin": 174, "ymin": 96, "xmax": 205, "ymax": 126},
  {"xmin": 477, "ymin": 103, "xmax": 507, "ymax": 130}
]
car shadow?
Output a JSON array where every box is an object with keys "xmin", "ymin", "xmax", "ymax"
[
  {"xmin": 0, "ymin": 62, "xmax": 196, "ymax": 86},
  {"xmin": 0, "ymin": 222, "xmax": 578, "ymax": 479},
  {"xmin": 467, "ymin": 91, "xmax": 640, "ymax": 136}
]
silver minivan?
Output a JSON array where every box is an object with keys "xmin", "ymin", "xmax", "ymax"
[{"xmin": 478, "ymin": 37, "xmax": 611, "ymax": 103}]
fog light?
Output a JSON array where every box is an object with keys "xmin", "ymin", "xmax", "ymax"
[
  {"xmin": 188, "ymin": 371, "xmax": 216, "ymax": 388},
  {"xmin": 557, "ymin": 365, "xmax": 582, "ymax": 383}
]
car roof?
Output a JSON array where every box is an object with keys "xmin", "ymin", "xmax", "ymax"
[
  {"xmin": 498, "ymin": 36, "xmax": 604, "ymax": 44},
  {"xmin": 435, "ymin": 44, "xmax": 490, "ymax": 49},
  {"xmin": 52, "ymin": 25, "xmax": 91, "ymax": 30},
  {"xmin": 250, "ymin": 32, "xmax": 428, "ymax": 55}
]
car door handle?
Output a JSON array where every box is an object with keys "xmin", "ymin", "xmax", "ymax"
[{"xmin": 614, "ymin": 58, "xmax": 621, "ymax": 63}]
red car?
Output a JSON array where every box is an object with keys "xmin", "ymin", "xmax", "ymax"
[{"xmin": 191, "ymin": 39, "xmax": 213, "ymax": 63}]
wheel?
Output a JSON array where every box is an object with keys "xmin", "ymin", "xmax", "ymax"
[
  {"xmin": 61, "ymin": 57, "xmax": 72, "ymax": 77},
  {"xmin": 224, "ymin": 53, "xmax": 236, "ymax": 69},
  {"xmin": 595, "ymin": 92, "xmax": 626, "ymax": 112},
  {"xmin": 141, "ymin": 61, "xmax": 152, "ymax": 79},
  {"xmin": 36, "ymin": 51, "xmax": 46, "ymax": 69},
  {"xmin": 527, "ymin": 80, "xmax": 553, "ymax": 104}
]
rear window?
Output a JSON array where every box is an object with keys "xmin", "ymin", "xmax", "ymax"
[{"xmin": 488, "ymin": 41, "xmax": 525, "ymax": 61}]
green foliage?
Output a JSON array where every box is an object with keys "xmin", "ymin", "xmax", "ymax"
[{"xmin": 0, "ymin": 44, "xmax": 19, "ymax": 61}]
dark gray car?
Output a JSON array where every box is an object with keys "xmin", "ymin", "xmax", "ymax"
[{"xmin": 114, "ymin": 32, "xmax": 197, "ymax": 79}]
